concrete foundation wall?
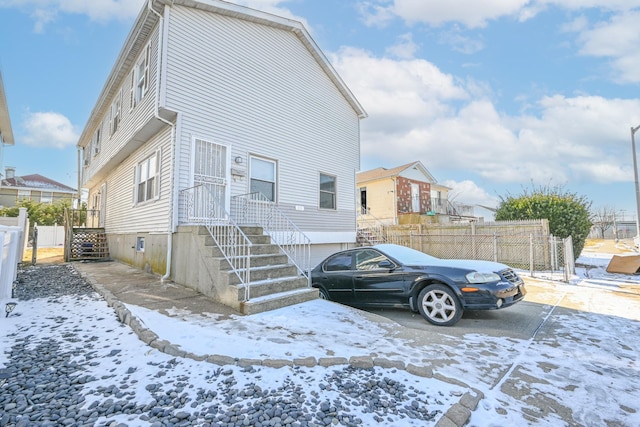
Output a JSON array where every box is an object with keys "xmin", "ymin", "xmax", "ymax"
[
  {"xmin": 107, "ymin": 232, "xmax": 169, "ymax": 275},
  {"xmin": 171, "ymin": 226, "xmax": 240, "ymax": 308}
]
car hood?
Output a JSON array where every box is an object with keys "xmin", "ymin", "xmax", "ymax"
[{"xmin": 408, "ymin": 258, "xmax": 510, "ymax": 273}]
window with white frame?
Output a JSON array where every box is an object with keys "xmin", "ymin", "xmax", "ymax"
[
  {"xmin": 83, "ymin": 145, "xmax": 91, "ymax": 167},
  {"xmin": 92, "ymin": 126, "xmax": 101, "ymax": 156},
  {"xmin": 131, "ymin": 44, "xmax": 151, "ymax": 109},
  {"xmin": 17, "ymin": 190, "xmax": 31, "ymax": 201},
  {"xmin": 250, "ymin": 156, "xmax": 277, "ymax": 202},
  {"xmin": 40, "ymin": 192, "xmax": 53, "ymax": 204},
  {"xmin": 319, "ymin": 173, "xmax": 336, "ymax": 210},
  {"xmin": 110, "ymin": 91, "xmax": 121, "ymax": 136},
  {"xmin": 135, "ymin": 151, "xmax": 160, "ymax": 204}
]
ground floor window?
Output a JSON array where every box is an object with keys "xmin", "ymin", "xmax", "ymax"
[
  {"xmin": 250, "ymin": 156, "xmax": 277, "ymax": 202},
  {"xmin": 135, "ymin": 151, "xmax": 160, "ymax": 204},
  {"xmin": 320, "ymin": 173, "xmax": 336, "ymax": 210}
]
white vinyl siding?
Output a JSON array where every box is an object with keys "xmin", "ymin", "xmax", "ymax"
[
  {"xmin": 81, "ymin": 27, "xmax": 159, "ymax": 187},
  {"xmin": 166, "ymin": 6, "xmax": 360, "ymax": 232},
  {"xmin": 96, "ymin": 126, "xmax": 172, "ymax": 234}
]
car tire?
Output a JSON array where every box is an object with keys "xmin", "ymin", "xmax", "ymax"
[
  {"xmin": 417, "ymin": 284, "xmax": 463, "ymax": 326},
  {"xmin": 316, "ymin": 287, "xmax": 330, "ymax": 301}
]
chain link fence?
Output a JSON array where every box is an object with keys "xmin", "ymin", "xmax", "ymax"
[{"xmin": 376, "ymin": 221, "xmax": 575, "ymax": 282}]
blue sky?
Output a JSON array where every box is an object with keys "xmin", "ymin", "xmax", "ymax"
[{"xmin": 1, "ymin": 0, "xmax": 640, "ymax": 221}]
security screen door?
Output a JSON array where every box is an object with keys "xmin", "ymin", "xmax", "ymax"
[{"xmin": 193, "ymin": 138, "xmax": 227, "ymax": 221}]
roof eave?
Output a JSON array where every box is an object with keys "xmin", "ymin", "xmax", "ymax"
[{"xmin": 0, "ymin": 70, "xmax": 15, "ymax": 146}]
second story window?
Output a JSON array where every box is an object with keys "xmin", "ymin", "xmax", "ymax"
[
  {"xmin": 110, "ymin": 91, "xmax": 121, "ymax": 136},
  {"xmin": 131, "ymin": 44, "xmax": 151, "ymax": 109},
  {"xmin": 92, "ymin": 127, "xmax": 101, "ymax": 156}
]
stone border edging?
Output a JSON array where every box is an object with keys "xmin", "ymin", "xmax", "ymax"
[{"xmin": 78, "ymin": 267, "xmax": 482, "ymax": 427}]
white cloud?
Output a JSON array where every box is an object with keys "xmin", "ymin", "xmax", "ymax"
[
  {"xmin": 442, "ymin": 179, "xmax": 500, "ymax": 208},
  {"xmin": 331, "ymin": 48, "xmax": 640, "ymax": 204},
  {"xmin": 358, "ymin": 0, "xmax": 530, "ymax": 29},
  {"xmin": 385, "ymin": 33, "xmax": 419, "ymax": 59},
  {"xmin": 0, "ymin": 0, "xmax": 145, "ymax": 31},
  {"xmin": 571, "ymin": 10, "xmax": 640, "ymax": 83},
  {"xmin": 357, "ymin": 0, "xmax": 640, "ymax": 29},
  {"xmin": 22, "ymin": 111, "xmax": 79, "ymax": 149}
]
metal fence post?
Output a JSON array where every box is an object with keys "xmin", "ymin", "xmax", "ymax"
[{"xmin": 493, "ymin": 233, "xmax": 498, "ymax": 262}]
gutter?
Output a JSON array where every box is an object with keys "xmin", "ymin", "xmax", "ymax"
[{"xmin": 148, "ymin": 1, "xmax": 176, "ymax": 282}]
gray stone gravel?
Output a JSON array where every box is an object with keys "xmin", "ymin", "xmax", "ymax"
[{"xmin": 0, "ymin": 264, "xmax": 451, "ymax": 426}]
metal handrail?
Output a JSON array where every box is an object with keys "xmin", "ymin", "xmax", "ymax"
[
  {"xmin": 179, "ymin": 185, "xmax": 253, "ymax": 301},
  {"xmin": 356, "ymin": 208, "xmax": 388, "ymax": 244},
  {"xmin": 231, "ymin": 192, "xmax": 311, "ymax": 283}
]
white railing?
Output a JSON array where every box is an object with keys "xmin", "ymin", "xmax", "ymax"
[
  {"xmin": 356, "ymin": 209, "xmax": 388, "ymax": 245},
  {"xmin": 179, "ymin": 185, "xmax": 254, "ymax": 301},
  {"xmin": 231, "ymin": 193, "xmax": 311, "ymax": 282}
]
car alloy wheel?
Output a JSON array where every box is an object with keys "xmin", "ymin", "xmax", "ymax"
[{"xmin": 418, "ymin": 284, "xmax": 463, "ymax": 326}]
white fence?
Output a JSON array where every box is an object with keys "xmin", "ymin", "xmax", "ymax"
[
  {"xmin": 0, "ymin": 208, "xmax": 28, "ymax": 301},
  {"xmin": 0, "ymin": 227, "xmax": 21, "ymax": 299},
  {"xmin": 32, "ymin": 224, "xmax": 65, "ymax": 248}
]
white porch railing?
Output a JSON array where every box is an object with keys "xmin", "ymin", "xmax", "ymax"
[
  {"xmin": 179, "ymin": 185, "xmax": 253, "ymax": 301},
  {"xmin": 231, "ymin": 193, "xmax": 311, "ymax": 283},
  {"xmin": 356, "ymin": 209, "xmax": 388, "ymax": 245}
]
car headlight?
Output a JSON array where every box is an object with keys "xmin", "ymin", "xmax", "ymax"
[{"xmin": 466, "ymin": 271, "xmax": 501, "ymax": 284}]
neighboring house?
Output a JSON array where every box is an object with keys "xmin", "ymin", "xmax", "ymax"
[
  {"xmin": 0, "ymin": 167, "xmax": 76, "ymax": 208},
  {"xmin": 76, "ymin": 0, "xmax": 366, "ymax": 312},
  {"xmin": 356, "ymin": 161, "xmax": 453, "ymax": 226}
]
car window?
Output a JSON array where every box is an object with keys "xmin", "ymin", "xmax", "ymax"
[
  {"xmin": 324, "ymin": 253, "xmax": 352, "ymax": 271},
  {"xmin": 355, "ymin": 249, "xmax": 392, "ymax": 271}
]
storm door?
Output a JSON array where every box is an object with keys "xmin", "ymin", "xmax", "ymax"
[
  {"xmin": 411, "ymin": 183, "xmax": 420, "ymax": 213},
  {"xmin": 192, "ymin": 138, "xmax": 227, "ymax": 221}
]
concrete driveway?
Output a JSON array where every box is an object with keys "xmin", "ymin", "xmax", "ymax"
[{"xmin": 361, "ymin": 275, "xmax": 640, "ymax": 426}]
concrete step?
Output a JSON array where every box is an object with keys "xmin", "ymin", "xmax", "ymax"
[
  {"xmin": 236, "ymin": 275, "xmax": 309, "ymax": 300},
  {"xmin": 222, "ymin": 263, "xmax": 298, "ymax": 286},
  {"xmin": 214, "ymin": 253, "xmax": 290, "ymax": 270},
  {"xmin": 240, "ymin": 287, "xmax": 319, "ymax": 315}
]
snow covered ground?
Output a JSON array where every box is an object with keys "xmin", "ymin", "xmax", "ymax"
[{"xmin": 1, "ymin": 239, "xmax": 639, "ymax": 426}]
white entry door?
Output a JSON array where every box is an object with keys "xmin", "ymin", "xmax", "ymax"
[
  {"xmin": 411, "ymin": 183, "xmax": 420, "ymax": 213},
  {"xmin": 192, "ymin": 138, "xmax": 227, "ymax": 221}
]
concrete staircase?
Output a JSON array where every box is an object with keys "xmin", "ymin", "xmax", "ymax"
[{"xmin": 174, "ymin": 226, "xmax": 317, "ymax": 315}]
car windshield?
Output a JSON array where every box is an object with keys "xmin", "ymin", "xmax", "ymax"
[{"xmin": 373, "ymin": 244, "xmax": 441, "ymax": 265}]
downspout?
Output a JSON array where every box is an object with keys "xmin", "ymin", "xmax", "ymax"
[
  {"xmin": 148, "ymin": 1, "xmax": 175, "ymax": 281},
  {"xmin": 77, "ymin": 147, "xmax": 82, "ymax": 207}
]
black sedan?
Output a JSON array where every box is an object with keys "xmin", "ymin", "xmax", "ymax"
[{"xmin": 311, "ymin": 243, "xmax": 526, "ymax": 326}]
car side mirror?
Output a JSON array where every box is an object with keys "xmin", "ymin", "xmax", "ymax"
[{"xmin": 378, "ymin": 260, "xmax": 395, "ymax": 269}]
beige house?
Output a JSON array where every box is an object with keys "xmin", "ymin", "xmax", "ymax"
[
  {"xmin": 0, "ymin": 168, "xmax": 76, "ymax": 208},
  {"xmin": 356, "ymin": 161, "xmax": 452, "ymax": 226}
]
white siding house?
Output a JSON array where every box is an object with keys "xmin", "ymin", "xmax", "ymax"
[{"xmin": 77, "ymin": 0, "xmax": 366, "ymax": 289}]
